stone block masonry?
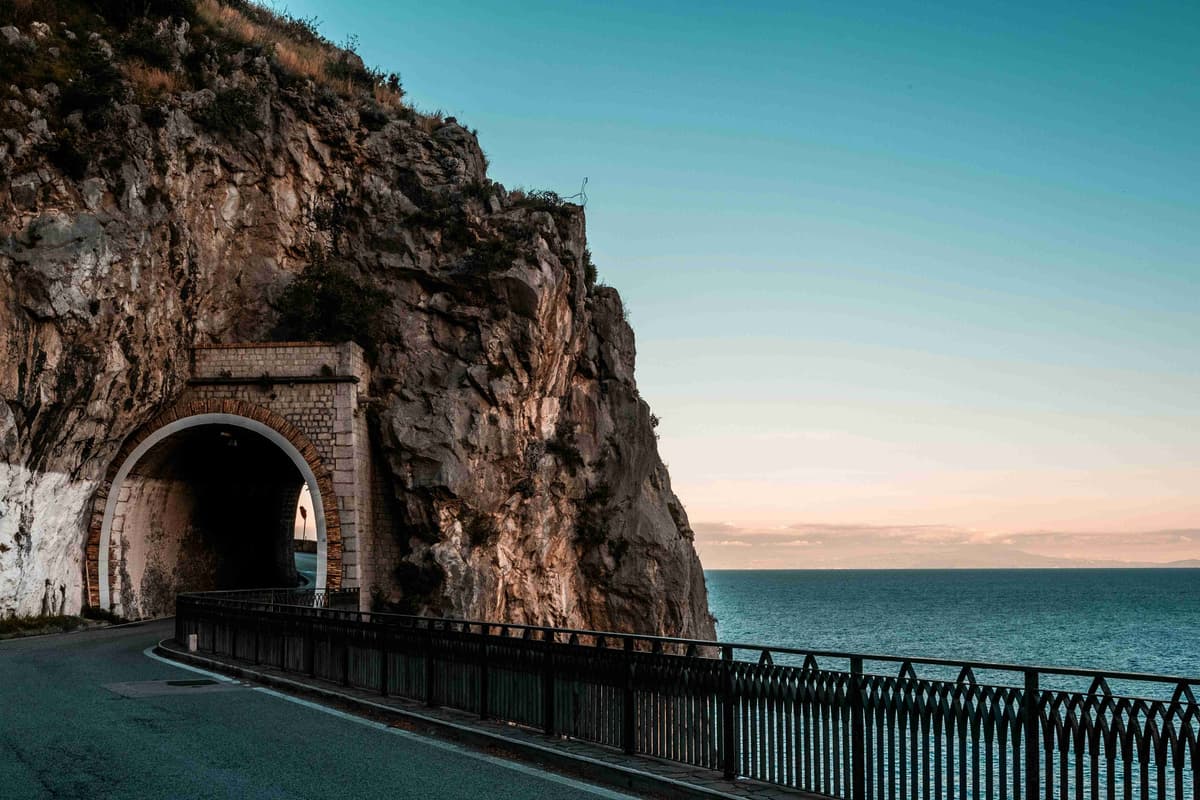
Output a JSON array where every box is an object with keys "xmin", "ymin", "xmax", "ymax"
[{"xmin": 84, "ymin": 342, "xmax": 382, "ymax": 616}]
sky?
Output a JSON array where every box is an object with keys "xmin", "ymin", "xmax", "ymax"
[{"xmin": 289, "ymin": 0, "xmax": 1199, "ymax": 567}]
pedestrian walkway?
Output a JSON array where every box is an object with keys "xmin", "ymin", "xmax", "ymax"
[{"xmin": 158, "ymin": 637, "xmax": 815, "ymax": 800}]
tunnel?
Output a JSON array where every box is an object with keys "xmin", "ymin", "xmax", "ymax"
[{"xmin": 97, "ymin": 416, "xmax": 329, "ymax": 619}]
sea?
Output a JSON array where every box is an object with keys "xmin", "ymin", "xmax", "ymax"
[{"xmin": 705, "ymin": 569, "xmax": 1200, "ymax": 686}]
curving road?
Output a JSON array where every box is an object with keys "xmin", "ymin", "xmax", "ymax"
[
  {"xmin": 294, "ymin": 551, "xmax": 317, "ymax": 586},
  {"xmin": 0, "ymin": 620, "xmax": 638, "ymax": 799}
]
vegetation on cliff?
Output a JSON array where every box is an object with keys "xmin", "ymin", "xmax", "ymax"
[{"xmin": 1, "ymin": 0, "xmax": 411, "ymax": 185}]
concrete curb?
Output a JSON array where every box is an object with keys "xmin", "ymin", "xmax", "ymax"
[{"xmin": 156, "ymin": 640, "xmax": 749, "ymax": 800}]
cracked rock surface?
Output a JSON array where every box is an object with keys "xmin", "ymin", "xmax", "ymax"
[{"xmin": 0, "ymin": 11, "xmax": 713, "ymax": 637}]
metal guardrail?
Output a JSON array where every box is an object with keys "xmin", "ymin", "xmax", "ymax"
[{"xmin": 175, "ymin": 589, "xmax": 1199, "ymax": 799}]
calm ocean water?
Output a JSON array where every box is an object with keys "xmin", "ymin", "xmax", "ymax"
[{"xmin": 705, "ymin": 569, "xmax": 1200, "ymax": 680}]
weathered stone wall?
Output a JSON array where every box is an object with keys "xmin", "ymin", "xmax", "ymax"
[
  {"xmin": 192, "ymin": 341, "xmax": 365, "ymax": 382},
  {"xmin": 186, "ymin": 342, "xmax": 370, "ymax": 589}
]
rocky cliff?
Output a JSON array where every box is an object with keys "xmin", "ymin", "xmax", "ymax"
[{"xmin": 0, "ymin": 1, "xmax": 714, "ymax": 637}]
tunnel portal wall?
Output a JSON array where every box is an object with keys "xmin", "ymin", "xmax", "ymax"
[{"xmin": 84, "ymin": 343, "xmax": 375, "ymax": 616}]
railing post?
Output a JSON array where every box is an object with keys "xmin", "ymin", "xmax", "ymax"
[
  {"xmin": 850, "ymin": 655, "xmax": 866, "ymax": 800},
  {"xmin": 623, "ymin": 638, "xmax": 637, "ymax": 755},
  {"xmin": 542, "ymin": 629, "xmax": 556, "ymax": 736},
  {"xmin": 305, "ymin": 615, "xmax": 316, "ymax": 677},
  {"xmin": 722, "ymin": 645, "xmax": 737, "ymax": 780},
  {"xmin": 425, "ymin": 623, "xmax": 437, "ymax": 707},
  {"xmin": 479, "ymin": 624, "xmax": 490, "ymax": 720},
  {"xmin": 342, "ymin": 628, "xmax": 352, "ymax": 687},
  {"xmin": 1024, "ymin": 669, "xmax": 1040, "ymax": 800},
  {"xmin": 253, "ymin": 615, "xmax": 261, "ymax": 665},
  {"xmin": 379, "ymin": 629, "xmax": 390, "ymax": 697}
]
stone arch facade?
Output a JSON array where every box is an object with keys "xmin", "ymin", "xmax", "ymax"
[
  {"xmin": 84, "ymin": 399, "xmax": 343, "ymax": 609},
  {"xmin": 84, "ymin": 342, "xmax": 376, "ymax": 615}
]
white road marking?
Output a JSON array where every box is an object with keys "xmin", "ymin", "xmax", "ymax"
[
  {"xmin": 142, "ymin": 647, "xmax": 640, "ymax": 799},
  {"xmin": 143, "ymin": 646, "xmax": 238, "ymax": 682}
]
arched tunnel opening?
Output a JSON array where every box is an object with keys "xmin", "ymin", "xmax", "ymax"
[
  {"xmin": 105, "ymin": 423, "xmax": 314, "ymax": 619},
  {"xmin": 292, "ymin": 485, "xmax": 319, "ymax": 588}
]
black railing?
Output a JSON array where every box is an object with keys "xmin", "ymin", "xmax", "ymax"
[{"xmin": 175, "ymin": 589, "xmax": 1199, "ymax": 800}]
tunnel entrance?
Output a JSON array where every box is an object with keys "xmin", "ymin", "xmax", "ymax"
[
  {"xmin": 110, "ymin": 424, "xmax": 303, "ymax": 617},
  {"xmin": 92, "ymin": 409, "xmax": 339, "ymax": 619},
  {"xmin": 86, "ymin": 346, "xmax": 368, "ymax": 618}
]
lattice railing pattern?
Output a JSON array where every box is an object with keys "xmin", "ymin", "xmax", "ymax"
[{"xmin": 175, "ymin": 590, "xmax": 1198, "ymax": 800}]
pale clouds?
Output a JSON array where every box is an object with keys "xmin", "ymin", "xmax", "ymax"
[{"xmin": 694, "ymin": 521, "xmax": 1200, "ymax": 570}]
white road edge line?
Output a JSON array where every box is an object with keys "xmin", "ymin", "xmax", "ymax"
[
  {"xmin": 142, "ymin": 647, "xmax": 639, "ymax": 800},
  {"xmin": 143, "ymin": 646, "xmax": 238, "ymax": 682}
]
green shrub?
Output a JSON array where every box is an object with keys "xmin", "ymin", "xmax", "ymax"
[
  {"xmin": 82, "ymin": 605, "xmax": 127, "ymax": 623},
  {"xmin": 358, "ymin": 102, "xmax": 389, "ymax": 131},
  {"xmin": 459, "ymin": 180, "xmax": 495, "ymax": 205},
  {"xmin": 547, "ymin": 438, "xmax": 584, "ymax": 472},
  {"xmin": 94, "ymin": 0, "xmax": 197, "ymax": 29},
  {"xmin": 0, "ymin": 29, "xmax": 36, "ymax": 77},
  {"xmin": 575, "ymin": 483, "xmax": 613, "ymax": 546},
  {"xmin": 608, "ymin": 537, "xmax": 629, "ymax": 567},
  {"xmin": 390, "ymin": 560, "xmax": 445, "ymax": 613},
  {"xmin": 486, "ymin": 361, "xmax": 509, "ymax": 381},
  {"xmin": 523, "ymin": 440, "xmax": 545, "ymax": 476},
  {"xmin": 462, "ymin": 513, "xmax": 498, "ymax": 547},
  {"xmin": 45, "ymin": 129, "xmax": 90, "ymax": 180},
  {"xmin": 196, "ymin": 86, "xmax": 262, "ymax": 134},
  {"xmin": 515, "ymin": 189, "xmax": 567, "ymax": 211},
  {"xmin": 582, "ymin": 248, "xmax": 597, "ymax": 287},
  {"xmin": 3, "ymin": 0, "xmax": 193, "ymax": 29},
  {"xmin": 123, "ymin": 20, "xmax": 176, "ymax": 67},
  {"xmin": 467, "ymin": 237, "xmax": 521, "ymax": 273},
  {"xmin": 311, "ymin": 189, "xmax": 353, "ymax": 241},
  {"xmin": 0, "ymin": 614, "xmax": 82, "ymax": 639},
  {"xmin": 408, "ymin": 199, "xmax": 473, "ymax": 250},
  {"xmin": 272, "ymin": 259, "xmax": 387, "ymax": 351},
  {"xmin": 511, "ymin": 187, "xmax": 579, "ymax": 226},
  {"xmin": 59, "ymin": 46, "xmax": 126, "ymax": 118},
  {"xmin": 546, "ymin": 419, "xmax": 584, "ymax": 473},
  {"xmin": 143, "ymin": 104, "xmax": 169, "ymax": 128}
]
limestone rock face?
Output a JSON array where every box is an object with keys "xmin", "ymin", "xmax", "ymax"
[{"xmin": 0, "ymin": 12, "xmax": 713, "ymax": 637}]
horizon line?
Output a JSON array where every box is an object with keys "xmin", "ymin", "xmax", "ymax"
[{"xmin": 702, "ymin": 564, "xmax": 1200, "ymax": 571}]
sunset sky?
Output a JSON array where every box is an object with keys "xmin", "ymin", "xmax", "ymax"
[{"xmin": 296, "ymin": 0, "xmax": 1199, "ymax": 567}]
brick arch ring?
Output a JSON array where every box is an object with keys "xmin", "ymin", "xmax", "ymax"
[{"xmin": 85, "ymin": 399, "xmax": 342, "ymax": 609}]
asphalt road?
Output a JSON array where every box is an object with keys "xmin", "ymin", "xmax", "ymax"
[
  {"xmin": 0, "ymin": 620, "xmax": 637, "ymax": 800},
  {"xmin": 294, "ymin": 552, "xmax": 317, "ymax": 586}
]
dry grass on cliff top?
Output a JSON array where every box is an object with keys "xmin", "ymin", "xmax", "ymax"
[
  {"xmin": 1, "ymin": 0, "xmax": 429, "ymax": 127},
  {"xmin": 196, "ymin": 0, "xmax": 403, "ymax": 107},
  {"xmin": 197, "ymin": 0, "xmax": 320, "ymax": 79},
  {"xmin": 123, "ymin": 59, "xmax": 183, "ymax": 102}
]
